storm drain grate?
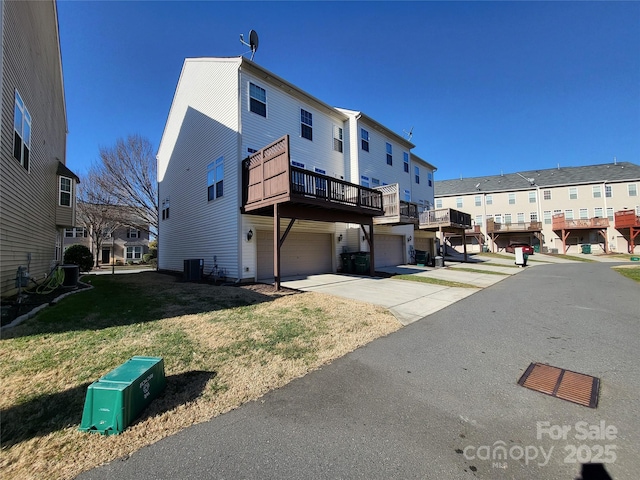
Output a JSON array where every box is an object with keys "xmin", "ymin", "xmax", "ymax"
[{"xmin": 518, "ymin": 363, "xmax": 599, "ymax": 408}]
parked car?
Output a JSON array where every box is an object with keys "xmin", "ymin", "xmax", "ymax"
[{"xmin": 505, "ymin": 243, "xmax": 534, "ymax": 255}]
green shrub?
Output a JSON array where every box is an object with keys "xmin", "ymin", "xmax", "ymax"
[
  {"xmin": 63, "ymin": 244, "xmax": 94, "ymax": 272},
  {"xmin": 142, "ymin": 253, "xmax": 152, "ymax": 263}
]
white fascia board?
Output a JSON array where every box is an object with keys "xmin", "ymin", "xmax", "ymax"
[
  {"xmin": 411, "ymin": 152, "xmax": 437, "ymax": 172},
  {"xmin": 336, "ymin": 108, "xmax": 415, "ymax": 150}
]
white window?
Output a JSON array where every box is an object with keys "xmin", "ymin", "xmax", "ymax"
[
  {"xmin": 629, "ymin": 184, "xmax": 638, "ymax": 197},
  {"xmin": 404, "ymin": 152, "xmax": 409, "ymax": 173},
  {"xmin": 13, "ymin": 90, "xmax": 31, "ymax": 170},
  {"xmin": 404, "ymin": 189, "xmax": 411, "ymax": 202},
  {"xmin": 456, "ymin": 197, "xmax": 463, "ymax": 208},
  {"xmin": 594, "ymin": 207, "xmax": 603, "ymax": 218},
  {"xmin": 530, "ymin": 212, "xmax": 538, "ymax": 222},
  {"xmin": 605, "ymin": 185, "xmax": 612, "ymax": 198},
  {"xmin": 386, "ymin": 142, "xmax": 393, "ymax": 166},
  {"xmin": 414, "ymin": 165, "xmax": 420, "ymax": 184},
  {"xmin": 59, "ymin": 176, "xmax": 72, "ymax": 207},
  {"xmin": 569, "ymin": 187, "xmax": 578, "ymax": 200},
  {"xmin": 543, "ymin": 190, "xmax": 551, "ymax": 200},
  {"xmin": 592, "ymin": 185, "xmax": 602, "ymax": 198},
  {"xmin": 475, "ymin": 215, "xmax": 483, "ymax": 226},
  {"xmin": 435, "ymin": 199, "xmax": 443, "ymax": 208},
  {"xmin": 607, "ymin": 207, "xmax": 614, "ymax": 221},
  {"xmin": 486, "ymin": 195, "xmax": 493, "ymax": 205},
  {"xmin": 207, "ymin": 156, "xmax": 224, "ymax": 201},
  {"xmin": 517, "ymin": 212, "xmax": 525, "ymax": 223},
  {"xmin": 300, "ymin": 109, "xmax": 313, "ymax": 141},
  {"xmin": 475, "ymin": 195, "xmax": 482, "ymax": 207},
  {"xmin": 504, "ymin": 213, "xmax": 512, "ymax": 225},
  {"xmin": 508, "ymin": 193, "xmax": 516, "ymax": 205},
  {"xmin": 529, "ymin": 191, "xmax": 536, "ymax": 203},
  {"xmin": 249, "ymin": 82, "xmax": 266, "ymax": 117},
  {"xmin": 161, "ymin": 197, "xmax": 170, "ymax": 220},
  {"xmin": 360, "ymin": 175, "xmax": 370, "ymax": 188},
  {"xmin": 544, "ymin": 210, "xmax": 552, "ymax": 224},
  {"xmin": 126, "ymin": 246, "xmax": 143, "ymax": 260},
  {"xmin": 333, "ymin": 125, "xmax": 343, "ymax": 152},
  {"xmin": 579, "ymin": 208, "xmax": 588, "ymax": 219},
  {"xmin": 360, "ymin": 128, "xmax": 369, "ymax": 152},
  {"xmin": 127, "ymin": 228, "xmax": 140, "ymax": 239},
  {"xmin": 495, "ymin": 214, "xmax": 503, "ymax": 224},
  {"xmin": 565, "ymin": 209, "xmax": 574, "ymax": 220}
]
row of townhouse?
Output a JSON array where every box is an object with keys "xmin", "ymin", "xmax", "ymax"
[
  {"xmin": 434, "ymin": 162, "xmax": 640, "ymax": 255},
  {"xmin": 63, "ymin": 225, "xmax": 150, "ymax": 265},
  {"xmin": 0, "ymin": 0, "xmax": 80, "ymax": 297},
  {"xmin": 158, "ymin": 57, "xmax": 459, "ymax": 286}
]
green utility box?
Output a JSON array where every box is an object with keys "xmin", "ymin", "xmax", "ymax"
[{"xmin": 79, "ymin": 356, "xmax": 166, "ymax": 435}]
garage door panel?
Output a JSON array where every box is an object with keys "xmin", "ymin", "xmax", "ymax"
[
  {"xmin": 374, "ymin": 234, "xmax": 403, "ymax": 268},
  {"xmin": 257, "ymin": 231, "xmax": 332, "ymax": 280}
]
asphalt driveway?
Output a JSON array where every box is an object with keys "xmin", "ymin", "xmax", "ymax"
[{"xmin": 78, "ymin": 261, "xmax": 639, "ymax": 480}]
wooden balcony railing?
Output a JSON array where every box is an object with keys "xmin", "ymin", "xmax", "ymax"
[
  {"xmin": 486, "ymin": 219, "xmax": 542, "ymax": 233},
  {"xmin": 419, "ymin": 208, "xmax": 472, "ymax": 229},
  {"xmin": 614, "ymin": 210, "xmax": 640, "ymax": 229},
  {"xmin": 373, "ymin": 183, "xmax": 419, "ymax": 225},
  {"xmin": 552, "ymin": 213, "xmax": 609, "ymax": 230},
  {"xmin": 242, "ymin": 135, "xmax": 383, "ymax": 216}
]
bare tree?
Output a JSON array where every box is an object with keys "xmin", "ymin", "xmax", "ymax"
[{"xmin": 95, "ymin": 134, "xmax": 158, "ymax": 236}]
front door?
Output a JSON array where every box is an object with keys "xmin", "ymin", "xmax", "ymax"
[{"xmin": 101, "ymin": 248, "xmax": 111, "ymax": 264}]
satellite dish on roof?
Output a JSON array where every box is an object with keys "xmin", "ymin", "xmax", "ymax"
[{"xmin": 240, "ymin": 29, "xmax": 259, "ymax": 61}]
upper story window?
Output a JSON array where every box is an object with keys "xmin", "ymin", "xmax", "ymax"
[
  {"xmin": 59, "ymin": 177, "xmax": 72, "ymax": 207},
  {"xmin": 530, "ymin": 212, "xmax": 538, "ymax": 222},
  {"xmin": 65, "ymin": 227, "xmax": 87, "ymax": 238},
  {"xmin": 300, "ymin": 109, "xmax": 313, "ymax": 141},
  {"xmin": 249, "ymin": 83, "xmax": 266, "ymax": 117},
  {"xmin": 475, "ymin": 195, "xmax": 482, "ymax": 207},
  {"xmin": 544, "ymin": 210, "xmax": 552, "ymax": 224},
  {"xmin": 594, "ymin": 207, "xmax": 603, "ymax": 218},
  {"xmin": 592, "ymin": 185, "xmax": 602, "ymax": 198},
  {"xmin": 360, "ymin": 175, "xmax": 370, "ymax": 188},
  {"xmin": 606, "ymin": 207, "xmax": 614, "ymax": 221},
  {"xmin": 486, "ymin": 195, "xmax": 493, "ymax": 205},
  {"xmin": 435, "ymin": 198, "xmax": 443, "ymax": 208},
  {"xmin": 579, "ymin": 208, "xmax": 588, "ymax": 220},
  {"xmin": 404, "ymin": 152, "xmax": 409, "ymax": 173},
  {"xmin": 161, "ymin": 197, "xmax": 170, "ymax": 220},
  {"xmin": 456, "ymin": 197, "xmax": 463, "ymax": 208},
  {"xmin": 504, "ymin": 213, "xmax": 512, "ymax": 225},
  {"xmin": 569, "ymin": 187, "xmax": 578, "ymax": 200},
  {"xmin": 14, "ymin": 90, "xmax": 31, "ymax": 171},
  {"xmin": 565, "ymin": 209, "xmax": 574, "ymax": 220},
  {"xmin": 414, "ymin": 166, "xmax": 420, "ymax": 184},
  {"xmin": 508, "ymin": 193, "xmax": 516, "ymax": 205},
  {"xmin": 529, "ymin": 191, "xmax": 536, "ymax": 203},
  {"xmin": 127, "ymin": 228, "xmax": 140, "ymax": 239},
  {"xmin": 371, "ymin": 178, "xmax": 380, "ymax": 187},
  {"xmin": 207, "ymin": 156, "xmax": 224, "ymax": 201},
  {"xmin": 428, "ymin": 172, "xmax": 433, "ymax": 187},
  {"xmin": 543, "ymin": 190, "xmax": 551, "ymax": 200},
  {"xmin": 475, "ymin": 215, "xmax": 483, "ymax": 226},
  {"xmin": 605, "ymin": 185, "xmax": 612, "ymax": 198},
  {"xmin": 333, "ymin": 126, "xmax": 343, "ymax": 152},
  {"xmin": 517, "ymin": 212, "xmax": 525, "ymax": 223},
  {"xmin": 628, "ymin": 184, "xmax": 638, "ymax": 197},
  {"xmin": 360, "ymin": 128, "xmax": 369, "ymax": 152},
  {"xmin": 386, "ymin": 142, "xmax": 393, "ymax": 166},
  {"xmin": 404, "ymin": 189, "xmax": 411, "ymax": 202}
]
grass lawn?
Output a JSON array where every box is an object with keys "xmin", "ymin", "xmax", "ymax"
[
  {"xmin": 0, "ymin": 272, "xmax": 400, "ymax": 480},
  {"xmin": 392, "ymin": 274, "xmax": 479, "ymax": 289},
  {"xmin": 447, "ymin": 267, "xmax": 510, "ymax": 276},
  {"xmin": 612, "ymin": 266, "xmax": 640, "ymax": 283}
]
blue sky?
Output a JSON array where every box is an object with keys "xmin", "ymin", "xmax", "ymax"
[{"xmin": 57, "ymin": 1, "xmax": 640, "ymax": 181}]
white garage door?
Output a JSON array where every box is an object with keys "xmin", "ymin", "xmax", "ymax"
[
  {"xmin": 257, "ymin": 231, "xmax": 332, "ymax": 280},
  {"xmin": 374, "ymin": 234, "xmax": 404, "ymax": 268},
  {"xmin": 414, "ymin": 237, "xmax": 431, "ymax": 252}
]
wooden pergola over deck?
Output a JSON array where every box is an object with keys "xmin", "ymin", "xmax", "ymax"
[
  {"xmin": 552, "ymin": 213, "xmax": 609, "ymax": 254},
  {"xmin": 242, "ymin": 135, "xmax": 384, "ymax": 289},
  {"xmin": 486, "ymin": 219, "xmax": 543, "ymax": 252},
  {"xmin": 418, "ymin": 208, "xmax": 472, "ymax": 261},
  {"xmin": 614, "ymin": 210, "xmax": 640, "ymax": 253}
]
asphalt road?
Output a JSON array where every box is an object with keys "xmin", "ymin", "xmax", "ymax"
[{"xmin": 78, "ymin": 262, "xmax": 639, "ymax": 480}]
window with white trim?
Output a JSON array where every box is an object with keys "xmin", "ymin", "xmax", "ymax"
[
  {"xmin": 127, "ymin": 228, "xmax": 140, "ymax": 239},
  {"xmin": 207, "ymin": 156, "xmax": 224, "ymax": 201},
  {"xmin": 530, "ymin": 212, "xmax": 538, "ymax": 222},
  {"xmin": 435, "ymin": 198, "xmax": 442, "ymax": 208},
  {"xmin": 428, "ymin": 172, "xmax": 432, "ymax": 187},
  {"xmin": 494, "ymin": 214, "xmax": 503, "ymax": 224},
  {"xmin": 605, "ymin": 185, "xmax": 612, "ymax": 198},
  {"xmin": 629, "ymin": 184, "xmax": 637, "ymax": 197},
  {"xmin": 592, "ymin": 185, "xmax": 602, "ymax": 198},
  {"xmin": 249, "ymin": 82, "xmax": 266, "ymax": 117},
  {"xmin": 517, "ymin": 212, "xmax": 524, "ymax": 223},
  {"xmin": 543, "ymin": 190, "xmax": 551, "ymax": 200},
  {"xmin": 456, "ymin": 197, "xmax": 463, "ymax": 208},
  {"xmin": 13, "ymin": 90, "xmax": 31, "ymax": 170},
  {"xmin": 59, "ymin": 177, "xmax": 72, "ymax": 207},
  {"xmin": 301, "ymin": 109, "xmax": 313, "ymax": 141},
  {"xmin": 594, "ymin": 207, "xmax": 603, "ymax": 218},
  {"xmin": 161, "ymin": 197, "xmax": 170, "ymax": 220},
  {"xmin": 486, "ymin": 195, "xmax": 493, "ymax": 205},
  {"xmin": 360, "ymin": 128, "xmax": 369, "ymax": 151},
  {"xmin": 475, "ymin": 215, "xmax": 483, "ymax": 226},
  {"xmin": 333, "ymin": 125, "xmax": 343, "ymax": 152},
  {"xmin": 65, "ymin": 227, "xmax": 87, "ymax": 238},
  {"xmin": 569, "ymin": 187, "xmax": 578, "ymax": 200},
  {"xmin": 579, "ymin": 208, "xmax": 588, "ymax": 220},
  {"xmin": 403, "ymin": 152, "xmax": 409, "ymax": 172},
  {"xmin": 126, "ymin": 246, "xmax": 143, "ymax": 260},
  {"xmin": 529, "ymin": 191, "xmax": 536, "ymax": 203},
  {"xmin": 543, "ymin": 210, "xmax": 552, "ymax": 224},
  {"xmin": 386, "ymin": 142, "xmax": 392, "ymax": 166},
  {"xmin": 606, "ymin": 207, "xmax": 614, "ymax": 221},
  {"xmin": 414, "ymin": 165, "xmax": 420, "ymax": 184},
  {"xmin": 404, "ymin": 189, "xmax": 411, "ymax": 202},
  {"xmin": 508, "ymin": 193, "xmax": 516, "ymax": 205},
  {"xmin": 504, "ymin": 213, "xmax": 512, "ymax": 225},
  {"xmin": 565, "ymin": 209, "xmax": 574, "ymax": 220},
  {"xmin": 475, "ymin": 195, "xmax": 482, "ymax": 207}
]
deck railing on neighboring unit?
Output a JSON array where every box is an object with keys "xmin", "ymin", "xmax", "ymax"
[
  {"xmin": 419, "ymin": 208, "xmax": 472, "ymax": 229},
  {"xmin": 614, "ymin": 210, "xmax": 640, "ymax": 229},
  {"xmin": 486, "ymin": 219, "xmax": 542, "ymax": 233},
  {"xmin": 552, "ymin": 213, "xmax": 609, "ymax": 230}
]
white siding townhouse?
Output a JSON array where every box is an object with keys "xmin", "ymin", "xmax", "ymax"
[
  {"xmin": 157, "ymin": 57, "xmax": 453, "ymax": 286},
  {"xmin": 435, "ymin": 162, "xmax": 640, "ymax": 255}
]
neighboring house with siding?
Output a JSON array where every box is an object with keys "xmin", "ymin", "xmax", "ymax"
[
  {"xmin": 158, "ymin": 57, "xmax": 444, "ymax": 284},
  {"xmin": 435, "ymin": 162, "xmax": 640, "ymax": 254},
  {"xmin": 63, "ymin": 224, "xmax": 150, "ymax": 266},
  {"xmin": 0, "ymin": 0, "xmax": 79, "ymax": 297}
]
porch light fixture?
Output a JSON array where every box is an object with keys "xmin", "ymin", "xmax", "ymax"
[
  {"xmin": 407, "ymin": 236, "xmax": 412, "ymax": 243},
  {"xmin": 247, "ymin": 229, "xmax": 253, "ymax": 241},
  {"xmin": 337, "ymin": 234, "xmax": 343, "ymax": 242}
]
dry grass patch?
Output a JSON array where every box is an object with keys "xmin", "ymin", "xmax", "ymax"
[{"xmin": 0, "ymin": 272, "xmax": 400, "ymax": 479}]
